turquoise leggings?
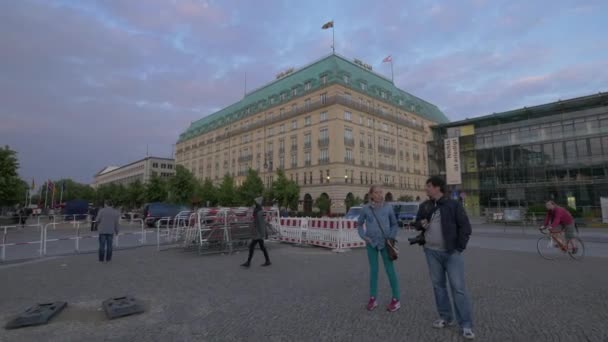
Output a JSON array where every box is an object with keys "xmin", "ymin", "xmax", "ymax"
[{"xmin": 366, "ymin": 245, "xmax": 400, "ymax": 300}]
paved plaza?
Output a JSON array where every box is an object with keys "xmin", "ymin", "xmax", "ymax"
[{"xmin": 1, "ymin": 228, "xmax": 608, "ymax": 342}]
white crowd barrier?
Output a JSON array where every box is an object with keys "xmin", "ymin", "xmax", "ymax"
[{"xmin": 274, "ymin": 217, "xmax": 366, "ymax": 252}]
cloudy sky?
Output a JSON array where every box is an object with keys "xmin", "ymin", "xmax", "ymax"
[{"xmin": 2, "ymin": 0, "xmax": 607, "ymax": 184}]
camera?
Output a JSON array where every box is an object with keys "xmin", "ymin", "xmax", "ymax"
[{"xmin": 408, "ymin": 219, "xmax": 428, "ymax": 246}]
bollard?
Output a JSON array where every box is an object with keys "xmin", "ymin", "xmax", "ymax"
[
  {"xmin": 1, "ymin": 227, "xmax": 7, "ymax": 262},
  {"xmin": 75, "ymin": 222, "xmax": 80, "ymax": 253}
]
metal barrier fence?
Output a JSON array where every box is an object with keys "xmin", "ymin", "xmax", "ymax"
[
  {"xmin": 1, "ymin": 210, "xmax": 368, "ymax": 262},
  {"xmin": 0, "ymin": 218, "xmax": 148, "ymax": 263}
]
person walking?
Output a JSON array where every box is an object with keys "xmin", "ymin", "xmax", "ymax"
[
  {"xmin": 241, "ymin": 196, "xmax": 271, "ymax": 268},
  {"xmin": 357, "ymin": 185, "xmax": 401, "ymax": 312},
  {"xmin": 96, "ymin": 201, "xmax": 120, "ymax": 263}
]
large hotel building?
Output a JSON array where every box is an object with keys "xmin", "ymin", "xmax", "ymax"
[{"xmin": 175, "ymin": 54, "xmax": 448, "ymax": 213}]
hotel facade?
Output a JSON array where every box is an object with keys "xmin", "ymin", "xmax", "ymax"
[{"xmin": 175, "ymin": 54, "xmax": 449, "ymax": 213}]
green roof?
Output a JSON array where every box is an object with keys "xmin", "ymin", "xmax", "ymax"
[
  {"xmin": 434, "ymin": 92, "xmax": 608, "ymax": 129},
  {"xmin": 178, "ymin": 53, "xmax": 449, "ymax": 142}
]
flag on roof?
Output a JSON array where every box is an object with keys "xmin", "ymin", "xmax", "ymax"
[
  {"xmin": 322, "ymin": 21, "xmax": 334, "ymax": 29},
  {"xmin": 383, "ymin": 55, "xmax": 392, "ymax": 63}
]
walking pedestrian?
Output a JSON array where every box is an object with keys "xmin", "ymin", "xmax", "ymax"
[{"xmin": 241, "ymin": 196, "xmax": 271, "ymax": 268}]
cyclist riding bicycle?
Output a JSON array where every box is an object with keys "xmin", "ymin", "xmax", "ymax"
[{"xmin": 540, "ymin": 200, "xmax": 577, "ymax": 252}]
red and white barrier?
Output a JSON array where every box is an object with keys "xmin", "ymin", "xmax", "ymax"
[{"xmin": 273, "ymin": 217, "xmax": 366, "ymax": 252}]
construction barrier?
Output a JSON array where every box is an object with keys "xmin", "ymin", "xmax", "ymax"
[
  {"xmin": 275, "ymin": 217, "xmax": 366, "ymax": 252},
  {"xmin": 0, "ymin": 224, "xmax": 45, "ymax": 262}
]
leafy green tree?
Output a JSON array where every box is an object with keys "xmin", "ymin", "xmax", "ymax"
[
  {"xmin": 53, "ymin": 179, "xmax": 96, "ymax": 203},
  {"xmin": 125, "ymin": 180, "xmax": 145, "ymax": 210},
  {"xmin": 398, "ymin": 195, "xmax": 414, "ymax": 202},
  {"xmin": 217, "ymin": 174, "xmax": 237, "ymax": 206},
  {"xmin": 167, "ymin": 165, "xmax": 197, "ymax": 205},
  {"xmin": 315, "ymin": 194, "xmax": 331, "ymax": 215},
  {"xmin": 271, "ymin": 169, "xmax": 300, "ymax": 210},
  {"xmin": 345, "ymin": 193, "xmax": 363, "ymax": 211},
  {"xmin": 238, "ymin": 169, "xmax": 264, "ymax": 206},
  {"xmin": 0, "ymin": 146, "xmax": 26, "ymax": 207},
  {"xmin": 197, "ymin": 178, "xmax": 217, "ymax": 207},
  {"xmin": 145, "ymin": 176, "xmax": 167, "ymax": 203}
]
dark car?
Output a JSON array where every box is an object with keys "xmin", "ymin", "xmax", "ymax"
[
  {"xmin": 389, "ymin": 202, "xmax": 420, "ymax": 228},
  {"xmin": 143, "ymin": 202, "xmax": 189, "ymax": 228},
  {"xmin": 63, "ymin": 199, "xmax": 89, "ymax": 220}
]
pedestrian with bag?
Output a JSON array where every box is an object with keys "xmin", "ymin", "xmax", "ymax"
[
  {"xmin": 241, "ymin": 196, "xmax": 271, "ymax": 268},
  {"xmin": 357, "ymin": 185, "xmax": 400, "ymax": 312}
]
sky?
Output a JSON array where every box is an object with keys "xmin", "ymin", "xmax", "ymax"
[{"xmin": 1, "ymin": 0, "xmax": 607, "ymax": 185}]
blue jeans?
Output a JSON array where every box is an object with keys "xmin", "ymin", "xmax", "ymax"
[
  {"xmin": 99, "ymin": 234, "xmax": 114, "ymax": 262},
  {"xmin": 424, "ymin": 248, "xmax": 473, "ymax": 329}
]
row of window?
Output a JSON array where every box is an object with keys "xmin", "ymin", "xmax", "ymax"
[
  {"xmin": 476, "ymin": 137, "xmax": 608, "ymax": 170},
  {"xmin": 475, "ymin": 115, "xmax": 608, "ymax": 148},
  {"xmin": 151, "ymin": 163, "xmax": 174, "ymax": 170}
]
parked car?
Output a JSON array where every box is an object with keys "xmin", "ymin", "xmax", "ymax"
[
  {"xmin": 63, "ymin": 199, "xmax": 89, "ymax": 220},
  {"xmin": 389, "ymin": 202, "xmax": 420, "ymax": 228},
  {"xmin": 142, "ymin": 202, "xmax": 189, "ymax": 228},
  {"xmin": 344, "ymin": 206, "xmax": 363, "ymax": 220}
]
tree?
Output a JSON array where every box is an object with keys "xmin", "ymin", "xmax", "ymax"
[
  {"xmin": 238, "ymin": 169, "xmax": 264, "ymax": 206},
  {"xmin": 95, "ymin": 183, "xmax": 126, "ymax": 207},
  {"xmin": 217, "ymin": 174, "xmax": 237, "ymax": 206},
  {"xmin": 398, "ymin": 195, "xmax": 414, "ymax": 202},
  {"xmin": 197, "ymin": 178, "xmax": 217, "ymax": 207},
  {"xmin": 125, "ymin": 180, "xmax": 145, "ymax": 210},
  {"xmin": 0, "ymin": 146, "xmax": 25, "ymax": 207},
  {"xmin": 145, "ymin": 176, "xmax": 167, "ymax": 203},
  {"xmin": 315, "ymin": 194, "xmax": 331, "ymax": 215},
  {"xmin": 167, "ymin": 165, "xmax": 197, "ymax": 205},
  {"xmin": 53, "ymin": 179, "xmax": 96, "ymax": 203},
  {"xmin": 271, "ymin": 169, "xmax": 300, "ymax": 210},
  {"xmin": 345, "ymin": 193, "xmax": 363, "ymax": 211}
]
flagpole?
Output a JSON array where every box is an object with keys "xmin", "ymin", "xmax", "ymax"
[
  {"xmin": 390, "ymin": 60, "xmax": 394, "ymax": 83},
  {"xmin": 44, "ymin": 182, "xmax": 48, "ymax": 209},
  {"xmin": 59, "ymin": 182, "xmax": 64, "ymax": 205},
  {"xmin": 332, "ymin": 20, "xmax": 335, "ymax": 54}
]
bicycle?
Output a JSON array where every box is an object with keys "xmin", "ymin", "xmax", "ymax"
[{"xmin": 537, "ymin": 226, "xmax": 585, "ymax": 260}]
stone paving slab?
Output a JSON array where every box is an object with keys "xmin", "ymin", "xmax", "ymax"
[{"xmin": 1, "ymin": 239, "xmax": 607, "ymax": 342}]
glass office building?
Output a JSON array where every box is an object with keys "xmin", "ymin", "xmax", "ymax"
[{"xmin": 428, "ymin": 93, "xmax": 608, "ymax": 217}]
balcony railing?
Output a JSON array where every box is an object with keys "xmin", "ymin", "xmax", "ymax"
[
  {"xmin": 279, "ymin": 147, "xmax": 285, "ymax": 154},
  {"xmin": 378, "ymin": 146, "xmax": 396, "ymax": 155},
  {"xmin": 360, "ymin": 141, "xmax": 365, "ymax": 148},
  {"xmin": 305, "ymin": 160, "xmax": 312, "ymax": 166},
  {"xmin": 304, "ymin": 142, "xmax": 312, "ymax": 149},
  {"xmin": 344, "ymin": 157, "xmax": 355, "ymax": 164},
  {"xmin": 318, "ymin": 138, "xmax": 330, "ymax": 147},
  {"xmin": 344, "ymin": 137, "xmax": 355, "ymax": 147},
  {"xmin": 319, "ymin": 157, "xmax": 330, "ymax": 165},
  {"xmin": 290, "ymin": 145, "xmax": 298, "ymax": 152},
  {"xmin": 238, "ymin": 155, "xmax": 253, "ymax": 163}
]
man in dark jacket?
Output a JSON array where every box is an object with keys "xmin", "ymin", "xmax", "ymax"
[
  {"xmin": 241, "ymin": 196, "xmax": 271, "ymax": 268},
  {"xmin": 414, "ymin": 176, "xmax": 475, "ymax": 340}
]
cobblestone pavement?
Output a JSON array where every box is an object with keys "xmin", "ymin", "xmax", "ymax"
[{"xmin": 1, "ymin": 236, "xmax": 607, "ymax": 342}]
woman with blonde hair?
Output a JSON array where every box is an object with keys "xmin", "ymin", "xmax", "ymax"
[{"xmin": 357, "ymin": 185, "xmax": 401, "ymax": 312}]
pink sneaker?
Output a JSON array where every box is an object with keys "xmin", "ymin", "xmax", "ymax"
[
  {"xmin": 366, "ymin": 297, "xmax": 378, "ymax": 311},
  {"xmin": 387, "ymin": 298, "xmax": 401, "ymax": 312}
]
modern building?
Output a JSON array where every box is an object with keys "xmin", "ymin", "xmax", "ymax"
[
  {"xmin": 428, "ymin": 92, "xmax": 608, "ymax": 217},
  {"xmin": 93, "ymin": 157, "xmax": 175, "ymax": 188},
  {"xmin": 175, "ymin": 53, "xmax": 449, "ymax": 213}
]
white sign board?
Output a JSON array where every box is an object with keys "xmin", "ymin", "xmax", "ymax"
[
  {"xmin": 601, "ymin": 197, "xmax": 608, "ymax": 224},
  {"xmin": 444, "ymin": 137, "xmax": 462, "ymax": 185}
]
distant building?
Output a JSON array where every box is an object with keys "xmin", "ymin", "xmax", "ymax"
[
  {"xmin": 93, "ymin": 157, "xmax": 175, "ymax": 188},
  {"xmin": 428, "ymin": 92, "xmax": 608, "ymax": 217},
  {"xmin": 175, "ymin": 53, "xmax": 449, "ymax": 213}
]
